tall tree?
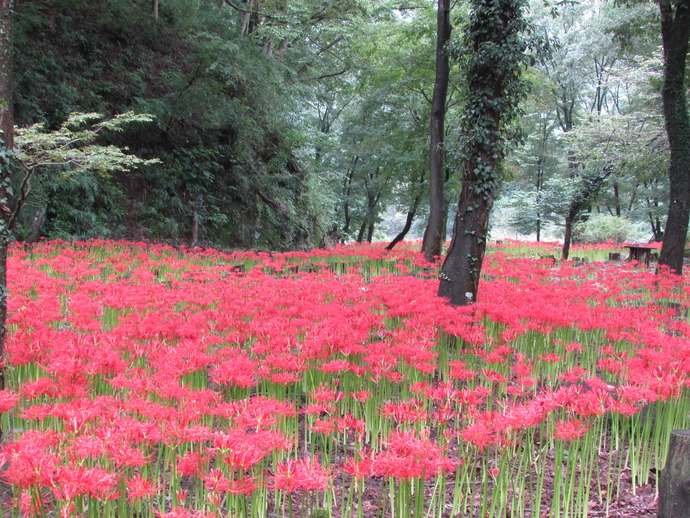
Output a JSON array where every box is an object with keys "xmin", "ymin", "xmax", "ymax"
[
  {"xmin": 0, "ymin": 0, "xmax": 13, "ymax": 392},
  {"xmin": 658, "ymin": 0, "xmax": 690, "ymax": 273},
  {"xmin": 438, "ymin": 0, "xmax": 528, "ymax": 306},
  {"xmin": 421, "ymin": 0, "xmax": 452, "ymax": 262}
]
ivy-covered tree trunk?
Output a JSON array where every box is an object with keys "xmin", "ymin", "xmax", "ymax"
[
  {"xmin": 0, "ymin": 0, "xmax": 13, "ymax": 392},
  {"xmin": 421, "ymin": 0, "xmax": 451, "ymax": 263},
  {"xmin": 658, "ymin": 0, "xmax": 690, "ymax": 274},
  {"xmin": 438, "ymin": 0, "xmax": 527, "ymax": 306}
]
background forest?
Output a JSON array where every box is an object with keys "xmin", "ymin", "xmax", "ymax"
[{"xmin": 10, "ymin": 0, "xmax": 667, "ymax": 251}]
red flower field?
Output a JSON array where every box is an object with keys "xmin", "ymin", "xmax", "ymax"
[{"xmin": 0, "ymin": 239, "xmax": 686, "ymax": 517}]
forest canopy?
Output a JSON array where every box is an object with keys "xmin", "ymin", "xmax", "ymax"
[{"xmin": 6, "ymin": 0, "xmax": 676, "ymax": 255}]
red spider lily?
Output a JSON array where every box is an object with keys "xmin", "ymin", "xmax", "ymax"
[
  {"xmin": 126, "ymin": 474, "xmax": 161, "ymax": 502},
  {"xmin": 432, "ymin": 401, "xmax": 459, "ymax": 424},
  {"xmin": 0, "ymin": 388, "xmax": 19, "ymax": 412},
  {"xmin": 350, "ymin": 390, "xmax": 371, "ymax": 402},
  {"xmin": 481, "ymin": 368, "xmax": 509, "ymax": 384},
  {"xmin": 201, "ymin": 468, "xmax": 231, "ymax": 492},
  {"xmin": 564, "ymin": 341, "xmax": 584, "ymax": 352},
  {"xmin": 302, "ymin": 402, "xmax": 337, "ymax": 415},
  {"xmin": 554, "ymin": 418, "xmax": 590, "ymax": 441},
  {"xmin": 216, "ymin": 396, "xmax": 296, "ymax": 430},
  {"xmin": 538, "ymin": 352, "xmax": 563, "ymax": 363},
  {"xmin": 210, "ymin": 352, "xmax": 259, "ymax": 389},
  {"xmin": 0, "ymin": 432, "xmax": 62, "ymax": 489},
  {"xmin": 229, "ymin": 475, "xmax": 259, "ymax": 495},
  {"xmin": 447, "ymin": 360, "xmax": 476, "ymax": 381},
  {"xmin": 213, "ymin": 429, "xmax": 283, "ymax": 470},
  {"xmin": 313, "ymin": 418, "xmax": 338, "ymax": 436},
  {"xmin": 571, "ymin": 387, "xmax": 614, "ymax": 418},
  {"xmin": 271, "ymin": 456, "xmax": 332, "ymax": 493},
  {"xmin": 560, "ymin": 367, "xmax": 588, "ymax": 384},
  {"xmin": 460, "ymin": 421, "xmax": 496, "ymax": 451},
  {"xmin": 342, "ymin": 451, "xmax": 374, "ymax": 480},
  {"xmin": 504, "ymin": 401, "xmax": 548, "ymax": 429},
  {"xmin": 4, "ymin": 239, "xmax": 690, "ymax": 516},
  {"xmin": 51, "ymin": 465, "xmax": 120, "ymax": 502},
  {"xmin": 156, "ymin": 506, "xmax": 217, "ymax": 518},
  {"xmin": 380, "ymin": 398, "xmax": 428, "ymax": 424},
  {"xmin": 309, "ymin": 383, "xmax": 345, "ymax": 403},
  {"xmin": 106, "ymin": 441, "xmax": 153, "ymax": 468},
  {"xmin": 176, "ymin": 451, "xmax": 209, "ymax": 477},
  {"xmin": 17, "ymin": 489, "xmax": 47, "ymax": 517},
  {"xmin": 320, "ymin": 359, "xmax": 366, "ymax": 375},
  {"xmin": 372, "ymin": 429, "xmax": 456, "ymax": 480}
]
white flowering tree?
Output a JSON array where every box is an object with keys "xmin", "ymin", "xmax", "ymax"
[{"xmin": 0, "ymin": 111, "xmax": 158, "ymax": 394}]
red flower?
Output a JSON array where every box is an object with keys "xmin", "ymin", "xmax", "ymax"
[
  {"xmin": 554, "ymin": 418, "xmax": 590, "ymax": 441},
  {"xmin": 126, "ymin": 474, "xmax": 160, "ymax": 502},
  {"xmin": 272, "ymin": 456, "xmax": 332, "ymax": 493}
]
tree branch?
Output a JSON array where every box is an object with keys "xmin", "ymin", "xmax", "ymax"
[
  {"xmin": 304, "ymin": 68, "xmax": 350, "ymax": 81},
  {"xmin": 223, "ymin": 0, "xmax": 280, "ymax": 20},
  {"xmin": 8, "ymin": 162, "xmax": 35, "ymax": 230}
]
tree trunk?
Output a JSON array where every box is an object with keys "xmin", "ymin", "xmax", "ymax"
[
  {"xmin": 355, "ymin": 220, "xmax": 366, "ymax": 243},
  {"xmin": 658, "ymin": 1, "xmax": 690, "ymax": 274},
  {"xmin": 613, "ymin": 180, "xmax": 621, "ymax": 217},
  {"xmin": 438, "ymin": 0, "xmax": 527, "ymax": 306},
  {"xmin": 439, "ymin": 171, "xmax": 493, "ymax": 305},
  {"xmin": 563, "ymin": 217, "xmax": 573, "ymax": 260},
  {"xmin": 421, "ymin": 0, "xmax": 451, "ymax": 263},
  {"xmin": 152, "ymin": 0, "xmax": 159, "ymax": 19},
  {"xmin": 0, "ymin": 0, "xmax": 12, "ymax": 394},
  {"xmin": 27, "ymin": 200, "xmax": 48, "ymax": 243},
  {"xmin": 189, "ymin": 209, "xmax": 199, "ymax": 248},
  {"xmin": 659, "ymin": 429, "xmax": 690, "ymax": 518},
  {"xmin": 366, "ymin": 221, "xmax": 374, "ymax": 243},
  {"xmin": 240, "ymin": 0, "xmax": 256, "ymax": 36},
  {"xmin": 388, "ymin": 169, "xmax": 426, "ymax": 250},
  {"xmin": 535, "ymin": 163, "xmax": 544, "ymax": 241},
  {"xmin": 342, "ymin": 159, "xmax": 357, "ymax": 235},
  {"xmin": 387, "ymin": 202, "xmax": 419, "ymax": 251}
]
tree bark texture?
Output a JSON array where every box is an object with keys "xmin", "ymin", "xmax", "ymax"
[
  {"xmin": 438, "ymin": 0, "xmax": 526, "ymax": 306},
  {"xmin": 0, "ymin": 0, "xmax": 12, "ymax": 393},
  {"xmin": 439, "ymin": 171, "xmax": 493, "ymax": 305},
  {"xmin": 562, "ymin": 217, "xmax": 573, "ymax": 260},
  {"xmin": 659, "ymin": 0, "xmax": 690, "ymax": 274},
  {"xmin": 659, "ymin": 429, "xmax": 690, "ymax": 518},
  {"xmin": 421, "ymin": 0, "xmax": 451, "ymax": 263}
]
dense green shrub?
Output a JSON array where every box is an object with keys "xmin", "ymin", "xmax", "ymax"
[{"xmin": 580, "ymin": 214, "xmax": 635, "ymax": 244}]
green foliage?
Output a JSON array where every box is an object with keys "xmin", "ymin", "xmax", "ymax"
[
  {"xmin": 16, "ymin": 112, "xmax": 160, "ymax": 177},
  {"xmin": 10, "ymin": 112, "xmax": 157, "ymax": 240},
  {"xmin": 34, "ymin": 172, "xmax": 127, "ymax": 240},
  {"xmin": 13, "ymin": 0, "xmax": 343, "ymax": 249},
  {"xmin": 11, "ymin": 0, "xmax": 668, "ymax": 249},
  {"xmin": 497, "ymin": 0, "xmax": 668, "ymax": 241},
  {"xmin": 579, "ymin": 214, "xmax": 636, "ymax": 244}
]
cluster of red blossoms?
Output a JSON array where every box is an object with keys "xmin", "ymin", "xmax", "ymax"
[{"xmin": 0, "ymin": 239, "xmax": 687, "ymax": 517}]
